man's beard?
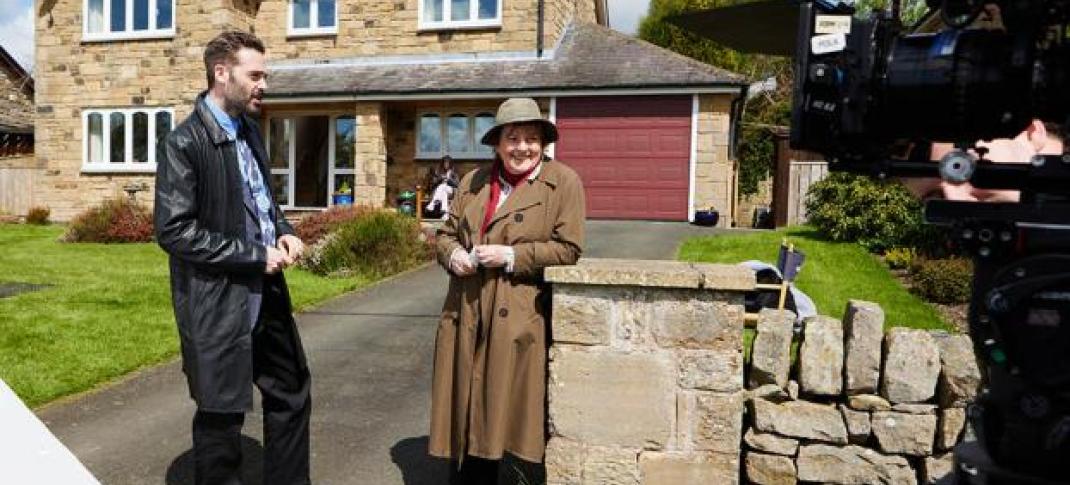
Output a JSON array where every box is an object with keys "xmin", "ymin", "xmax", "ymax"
[{"xmin": 223, "ymin": 83, "xmax": 260, "ymax": 116}]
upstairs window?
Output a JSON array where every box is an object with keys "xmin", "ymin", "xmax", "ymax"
[
  {"xmin": 289, "ymin": 0, "xmax": 337, "ymax": 36},
  {"xmin": 420, "ymin": 0, "xmax": 501, "ymax": 30},
  {"xmin": 84, "ymin": 0, "xmax": 175, "ymax": 41}
]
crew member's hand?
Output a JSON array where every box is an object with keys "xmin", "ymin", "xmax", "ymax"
[
  {"xmin": 449, "ymin": 248, "xmax": 477, "ymax": 276},
  {"xmin": 277, "ymin": 234, "xmax": 305, "ymax": 263},
  {"xmin": 266, "ymin": 246, "xmax": 289, "ymax": 274},
  {"xmin": 474, "ymin": 244, "xmax": 513, "ymax": 269}
]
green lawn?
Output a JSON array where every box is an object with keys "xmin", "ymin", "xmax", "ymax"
[
  {"xmin": 0, "ymin": 224, "xmax": 375, "ymax": 408},
  {"xmin": 678, "ymin": 226, "xmax": 950, "ymax": 332}
]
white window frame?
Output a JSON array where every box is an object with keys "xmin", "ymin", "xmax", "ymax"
[
  {"xmin": 81, "ymin": 107, "xmax": 174, "ymax": 173},
  {"xmin": 266, "ymin": 115, "xmax": 356, "ymax": 209},
  {"xmin": 82, "ymin": 0, "xmax": 176, "ymax": 42},
  {"xmin": 287, "ymin": 0, "xmax": 339, "ymax": 37},
  {"xmin": 416, "ymin": 110, "xmax": 496, "ymax": 160},
  {"xmin": 418, "ymin": 0, "xmax": 503, "ymax": 31}
]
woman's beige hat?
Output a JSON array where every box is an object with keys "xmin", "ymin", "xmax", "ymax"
[{"xmin": 480, "ymin": 97, "xmax": 559, "ymax": 146}]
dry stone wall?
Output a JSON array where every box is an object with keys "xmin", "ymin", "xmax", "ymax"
[
  {"xmin": 545, "ymin": 260, "xmax": 982, "ymax": 485},
  {"xmin": 743, "ymin": 302, "xmax": 981, "ymax": 485}
]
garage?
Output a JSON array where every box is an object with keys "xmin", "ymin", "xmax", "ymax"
[{"xmin": 555, "ymin": 95, "xmax": 692, "ymax": 221}]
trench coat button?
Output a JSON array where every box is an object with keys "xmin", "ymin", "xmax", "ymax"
[
  {"xmin": 499, "ymin": 308, "xmax": 509, "ymax": 318},
  {"xmin": 514, "ymin": 213, "xmax": 524, "ymax": 223}
]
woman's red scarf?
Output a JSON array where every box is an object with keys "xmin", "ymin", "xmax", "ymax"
[{"xmin": 480, "ymin": 159, "xmax": 540, "ymax": 239}]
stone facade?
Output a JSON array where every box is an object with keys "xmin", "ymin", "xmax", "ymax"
[
  {"xmin": 32, "ymin": 0, "xmax": 600, "ymax": 221},
  {"xmin": 544, "ymin": 259, "xmax": 754, "ymax": 484},
  {"xmin": 693, "ymin": 94, "xmax": 735, "ymax": 223},
  {"xmin": 0, "ymin": 52, "xmax": 34, "ymax": 134}
]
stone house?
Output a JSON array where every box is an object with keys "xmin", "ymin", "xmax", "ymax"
[
  {"xmin": 34, "ymin": 0, "xmax": 746, "ymax": 223},
  {"xmin": 0, "ymin": 45, "xmax": 34, "ymax": 159}
]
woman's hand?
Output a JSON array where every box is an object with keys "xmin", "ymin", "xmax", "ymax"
[
  {"xmin": 449, "ymin": 248, "xmax": 477, "ymax": 276},
  {"xmin": 474, "ymin": 245, "xmax": 514, "ymax": 269}
]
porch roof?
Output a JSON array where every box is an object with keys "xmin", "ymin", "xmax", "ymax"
[{"xmin": 265, "ymin": 21, "xmax": 746, "ymax": 101}]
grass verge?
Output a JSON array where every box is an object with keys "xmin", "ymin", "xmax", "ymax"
[{"xmin": 0, "ymin": 224, "xmax": 375, "ymax": 407}]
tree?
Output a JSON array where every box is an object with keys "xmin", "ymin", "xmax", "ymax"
[
  {"xmin": 639, "ymin": 0, "xmax": 791, "ymax": 197},
  {"xmin": 638, "ymin": 0, "xmax": 930, "ymax": 197}
]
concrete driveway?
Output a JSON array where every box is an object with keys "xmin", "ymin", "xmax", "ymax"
[{"xmin": 37, "ymin": 220, "xmax": 725, "ymax": 484}]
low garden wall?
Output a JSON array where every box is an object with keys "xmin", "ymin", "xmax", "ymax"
[{"xmin": 544, "ymin": 259, "xmax": 981, "ymax": 485}]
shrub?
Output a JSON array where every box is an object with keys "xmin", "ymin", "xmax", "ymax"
[
  {"xmin": 884, "ymin": 247, "xmax": 917, "ymax": 270},
  {"xmin": 293, "ymin": 205, "xmax": 375, "ymax": 247},
  {"xmin": 805, "ymin": 172, "xmax": 936, "ymax": 253},
  {"xmin": 303, "ymin": 210, "xmax": 432, "ymax": 277},
  {"xmin": 911, "ymin": 257, "xmax": 973, "ymax": 304},
  {"xmin": 64, "ymin": 198, "xmax": 154, "ymax": 243},
  {"xmin": 25, "ymin": 206, "xmax": 50, "ymax": 225}
]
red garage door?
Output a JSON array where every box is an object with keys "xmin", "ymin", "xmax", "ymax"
[{"xmin": 555, "ymin": 96, "xmax": 691, "ymax": 220}]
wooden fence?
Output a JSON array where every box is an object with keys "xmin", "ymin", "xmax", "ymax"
[
  {"xmin": 0, "ymin": 166, "xmax": 36, "ymax": 216},
  {"xmin": 772, "ymin": 134, "xmax": 828, "ymax": 227}
]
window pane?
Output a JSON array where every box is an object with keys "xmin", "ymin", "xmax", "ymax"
[
  {"xmin": 317, "ymin": 0, "xmax": 336, "ymax": 27},
  {"xmin": 110, "ymin": 112, "xmax": 126, "ymax": 163},
  {"xmin": 451, "ymin": 0, "xmax": 470, "ymax": 21},
  {"xmin": 294, "ymin": 116, "xmax": 329, "ymax": 207},
  {"xmin": 88, "ymin": 0, "xmax": 104, "ymax": 33},
  {"xmin": 133, "ymin": 0, "xmax": 148, "ymax": 30},
  {"xmin": 133, "ymin": 112, "xmax": 148, "ymax": 163},
  {"xmin": 88, "ymin": 113, "xmax": 104, "ymax": 164},
  {"xmin": 447, "ymin": 114, "xmax": 468, "ymax": 155},
  {"xmin": 335, "ymin": 116, "xmax": 355, "ymax": 169},
  {"xmin": 155, "ymin": 111, "xmax": 172, "ymax": 154},
  {"xmin": 111, "ymin": 0, "xmax": 126, "ymax": 31},
  {"xmin": 419, "ymin": 115, "xmax": 441, "ymax": 154},
  {"xmin": 423, "ymin": 0, "xmax": 443, "ymax": 22},
  {"xmin": 474, "ymin": 113, "xmax": 495, "ymax": 155},
  {"xmin": 292, "ymin": 0, "xmax": 310, "ymax": 29},
  {"xmin": 156, "ymin": 0, "xmax": 173, "ymax": 29},
  {"xmin": 269, "ymin": 118, "xmax": 292, "ymax": 169},
  {"xmin": 478, "ymin": 0, "xmax": 496, "ymax": 19},
  {"xmin": 272, "ymin": 174, "xmax": 290, "ymax": 206}
]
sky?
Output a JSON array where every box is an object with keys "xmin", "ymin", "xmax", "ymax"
[
  {"xmin": 0, "ymin": 0, "xmax": 653, "ymax": 74},
  {"xmin": 0, "ymin": 0, "xmax": 33, "ymax": 72}
]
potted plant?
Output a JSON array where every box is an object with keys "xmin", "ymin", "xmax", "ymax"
[
  {"xmin": 333, "ymin": 181, "xmax": 354, "ymax": 206},
  {"xmin": 693, "ymin": 206, "xmax": 720, "ymax": 227}
]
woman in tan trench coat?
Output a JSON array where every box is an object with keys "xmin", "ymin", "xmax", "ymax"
[{"xmin": 429, "ymin": 98, "xmax": 586, "ymax": 484}]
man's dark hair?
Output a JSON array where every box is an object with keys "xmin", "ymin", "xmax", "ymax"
[{"xmin": 203, "ymin": 31, "xmax": 265, "ymax": 89}]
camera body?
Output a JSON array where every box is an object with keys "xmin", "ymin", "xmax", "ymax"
[
  {"xmin": 791, "ymin": 0, "xmax": 1070, "ymax": 173},
  {"xmin": 789, "ymin": 2, "xmax": 1070, "ymax": 482}
]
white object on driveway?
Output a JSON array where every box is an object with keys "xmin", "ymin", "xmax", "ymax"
[{"xmin": 0, "ymin": 379, "xmax": 100, "ymax": 484}]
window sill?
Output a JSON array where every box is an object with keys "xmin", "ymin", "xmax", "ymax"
[
  {"xmin": 417, "ymin": 20, "xmax": 502, "ymax": 33},
  {"xmin": 287, "ymin": 28, "xmax": 339, "ymax": 39},
  {"xmin": 81, "ymin": 165, "xmax": 157, "ymax": 174},
  {"xmin": 82, "ymin": 30, "xmax": 175, "ymax": 43}
]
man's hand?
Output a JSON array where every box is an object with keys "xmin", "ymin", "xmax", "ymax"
[
  {"xmin": 277, "ymin": 234, "xmax": 305, "ymax": 263},
  {"xmin": 449, "ymin": 248, "xmax": 477, "ymax": 277},
  {"xmin": 266, "ymin": 246, "xmax": 289, "ymax": 274},
  {"xmin": 474, "ymin": 245, "xmax": 512, "ymax": 269}
]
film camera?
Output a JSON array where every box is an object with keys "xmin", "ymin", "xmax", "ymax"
[{"xmin": 673, "ymin": 1, "xmax": 1070, "ymax": 483}]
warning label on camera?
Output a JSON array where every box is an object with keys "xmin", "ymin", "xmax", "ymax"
[
  {"xmin": 811, "ymin": 33, "xmax": 847, "ymax": 55},
  {"xmin": 815, "ymin": 15, "xmax": 851, "ymax": 35}
]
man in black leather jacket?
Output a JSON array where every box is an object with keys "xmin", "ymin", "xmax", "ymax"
[{"xmin": 154, "ymin": 31, "xmax": 311, "ymax": 485}]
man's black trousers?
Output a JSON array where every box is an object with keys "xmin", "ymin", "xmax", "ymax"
[{"xmin": 191, "ymin": 288, "xmax": 311, "ymax": 485}]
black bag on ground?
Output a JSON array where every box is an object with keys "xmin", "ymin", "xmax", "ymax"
[{"xmin": 746, "ymin": 267, "xmax": 798, "ymax": 315}]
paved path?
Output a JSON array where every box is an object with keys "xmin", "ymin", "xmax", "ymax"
[{"xmin": 37, "ymin": 221, "xmax": 725, "ymax": 484}]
